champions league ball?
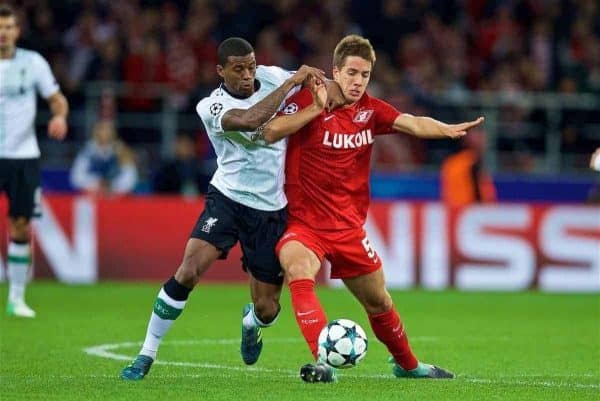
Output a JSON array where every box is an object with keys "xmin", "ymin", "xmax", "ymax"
[{"xmin": 317, "ymin": 319, "xmax": 368, "ymax": 369}]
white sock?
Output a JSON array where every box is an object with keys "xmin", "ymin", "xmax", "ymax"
[
  {"xmin": 7, "ymin": 241, "xmax": 31, "ymax": 304},
  {"xmin": 140, "ymin": 288, "xmax": 187, "ymax": 359},
  {"xmin": 242, "ymin": 303, "xmax": 280, "ymax": 329}
]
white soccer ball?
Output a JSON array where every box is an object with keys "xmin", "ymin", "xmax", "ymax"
[{"xmin": 317, "ymin": 319, "xmax": 368, "ymax": 369}]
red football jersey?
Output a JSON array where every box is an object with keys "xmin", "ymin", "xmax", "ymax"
[{"xmin": 282, "ymin": 88, "xmax": 401, "ymax": 230}]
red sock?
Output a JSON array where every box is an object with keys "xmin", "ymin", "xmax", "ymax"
[
  {"xmin": 288, "ymin": 279, "xmax": 328, "ymax": 360},
  {"xmin": 368, "ymin": 308, "xmax": 418, "ymax": 370}
]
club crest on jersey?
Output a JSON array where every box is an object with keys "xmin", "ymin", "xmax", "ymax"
[
  {"xmin": 283, "ymin": 103, "xmax": 298, "ymax": 115},
  {"xmin": 322, "ymin": 129, "xmax": 374, "ymax": 149},
  {"xmin": 353, "ymin": 109, "xmax": 374, "ymax": 123},
  {"xmin": 210, "ymin": 103, "xmax": 223, "ymax": 116}
]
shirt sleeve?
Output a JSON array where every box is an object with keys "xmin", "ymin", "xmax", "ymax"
[
  {"xmin": 257, "ymin": 65, "xmax": 300, "ymax": 103},
  {"xmin": 32, "ymin": 52, "xmax": 60, "ymax": 99},
  {"xmin": 276, "ymin": 88, "xmax": 313, "ymax": 117},
  {"xmin": 256, "ymin": 65, "xmax": 293, "ymax": 86},
  {"xmin": 196, "ymin": 96, "xmax": 237, "ymax": 135},
  {"xmin": 373, "ymin": 97, "xmax": 401, "ymax": 135}
]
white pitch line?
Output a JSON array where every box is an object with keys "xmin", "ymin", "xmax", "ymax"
[
  {"xmin": 464, "ymin": 378, "xmax": 600, "ymax": 389},
  {"xmin": 83, "ymin": 339, "xmax": 600, "ymax": 389}
]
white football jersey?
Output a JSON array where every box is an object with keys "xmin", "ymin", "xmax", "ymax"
[
  {"xmin": 196, "ymin": 65, "xmax": 294, "ymax": 211},
  {"xmin": 0, "ymin": 48, "xmax": 60, "ymax": 158}
]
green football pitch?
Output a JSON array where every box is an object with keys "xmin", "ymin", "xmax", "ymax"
[{"xmin": 1, "ymin": 282, "xmax": 598, "ymax": 401}]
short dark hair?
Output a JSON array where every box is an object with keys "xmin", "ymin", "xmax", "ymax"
[
  {"xmin": 333, "ymin": 35, "xmax": 376, "ymax": 68},
  {"xmin": 217, "ymin": 37, "xmax": 254, "ymax": 66},
  {"xmin": 0, "ymin": 4, "xmax": 15, "ymax": 18}
]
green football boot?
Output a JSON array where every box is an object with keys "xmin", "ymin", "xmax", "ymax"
[{"xmin": 121, "ymin": 355, "xmax": 154, "ymax": 380}]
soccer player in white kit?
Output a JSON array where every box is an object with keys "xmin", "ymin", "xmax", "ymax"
[
  {"xmin": 121, "ymin": 37, "xmax": 331, "ymax": 380},
  {"xmin": 0, "ymin": 5, "xmax": 69, "ymax": 318}
]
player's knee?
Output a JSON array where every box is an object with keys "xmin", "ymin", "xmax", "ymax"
[
  {"xmin": 176, "ymin": 242, "xmax": 217, "ymax": 286},
  {"xmin": 9, "ymin": 218, "xmax": 31, "ymax": 242},
  {"xmin": 284, "ymin": 260, "xmax": 314, "ymax": 281}
]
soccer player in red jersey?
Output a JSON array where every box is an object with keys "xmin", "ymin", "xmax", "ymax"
[{"xmin": 262, "ymin": 35, "xmax": 484, "ymax": 382}]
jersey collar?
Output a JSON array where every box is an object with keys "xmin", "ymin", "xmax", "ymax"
[{"xmin": 220, "ymin": 79, "xmax": 261, "ymax": 99}]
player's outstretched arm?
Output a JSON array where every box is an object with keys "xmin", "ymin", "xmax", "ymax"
[
  {"xmin": 221, "ymin": 65, "xmax": 326, "ymax": 132},
  {"xmin": 262, "ymin": 78, "xmax": 327, "ymax": 144},
  {"xmin": 393, "ymin": 114, "xmax": 484, "ymax": 139},
  {"xmin": 46, "ymin": 91, "xmax": 69, "ymax": 140}
]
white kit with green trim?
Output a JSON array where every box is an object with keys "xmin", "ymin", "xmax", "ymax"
[{"xmin": 196, "ymin": 65, "xmax": 295, "ymax": 212}]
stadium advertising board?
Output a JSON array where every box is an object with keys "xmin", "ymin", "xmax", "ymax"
[{"xmin": 0, "ymin": 196, "xmax": 598, "ymax": 292}]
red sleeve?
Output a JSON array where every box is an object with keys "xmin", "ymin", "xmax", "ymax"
[
  {"xmin": 277, "ymin": 88, "xmax": 313, "ymax": 116},
  {"xmin": 372, "ymin": 97, "xmax": 401, "ymax": 135}
]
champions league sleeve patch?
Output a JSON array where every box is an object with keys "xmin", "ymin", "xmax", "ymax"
[
  {"xmin": 283, "ymin": 103, "xmax": 299, "ymax": 115},
  {"xmin": 210, "ymin": 102, "xmax": 223, "ymax": 116}
]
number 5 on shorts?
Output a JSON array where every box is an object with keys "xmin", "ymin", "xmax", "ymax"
[{"xmin": 361, "ymin": 235, "xmax": 376, "ymax": 259}]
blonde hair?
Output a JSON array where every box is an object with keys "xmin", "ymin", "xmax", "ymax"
[{"xmin": 333, "ymin": 35, "xmax": 376, "ymax": 68}]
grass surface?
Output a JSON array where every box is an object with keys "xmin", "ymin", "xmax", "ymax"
[{"xmin": 1, "ymin": 282, "xmax": 598, "ymax": 401}]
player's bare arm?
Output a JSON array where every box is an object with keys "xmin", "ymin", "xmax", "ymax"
[
  {"xmin": 222, "ymin": 65, "xmax": 326, "ymax": 132},
  {"xmin": 392, "ymin": 114, "xmax": 484, "ymax": 139},
  {"xmin": 263, "ymin": 78, "xmax": 327, "ymax": 144},
  {"xmin": 47, "ymin": 91, "xmax": 69, "ymax": 140}
]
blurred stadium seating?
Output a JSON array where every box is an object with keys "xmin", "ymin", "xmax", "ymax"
[{"xmin": 9, "ymin": 0, "xmax": 597, "ymax": 199}]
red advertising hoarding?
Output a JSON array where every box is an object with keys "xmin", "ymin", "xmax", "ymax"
[{"xmin": 0, "ymin": 195, "xmax": 598, "ymax": 292}]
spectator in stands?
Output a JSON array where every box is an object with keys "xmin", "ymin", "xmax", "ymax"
[
  {"xmin": 152, "ymin": 133, "xmax": 210, "ymax": 196},
  {"xmin": 590, "ymin": 148, "xmax": 600, "ymax": 172},
  {"xmin": 12, "ymin": 0, "xmax": 600, "ymax": 174},
  {"xmin": 70, "ymin": 120, "xmax": 138, "ymax": 195},
  {"xmin": 588, "ymin": 147, "xmax": 600, "ymax": 203},
  {"xmin": 440, "ymin": 129, "xmax": 496, "ymax": 207}
]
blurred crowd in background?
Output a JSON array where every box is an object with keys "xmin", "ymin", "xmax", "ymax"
[{"xmin": 8, "ymin": 0, "xmax": 600, "ymax": 195}]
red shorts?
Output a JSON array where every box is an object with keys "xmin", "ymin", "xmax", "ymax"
[{"xmin": 275, "ymin": 221, "xmax": 382, "ymax": 279}]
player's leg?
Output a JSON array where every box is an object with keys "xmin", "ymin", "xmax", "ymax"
[
  {"xmin": 279, "ymin": 239, "xmax": 326, "ymax": 360},
  {"xmin": 122, "ymin": 186, "xmax": 236, "ymax": 380},
  {"xmin": 248, "ymin": 276, "xmax": 282, "ymax": 324},
  {"xmin": 121, "ymin": 238, "xmax": 222, "ymax": 380},
  {"xmin": 343, "ymin": 269, "xmax": 454, "ymax": 379},
  {"xmin": 279, "ymin": 240, "xmax": 337, "ymax": 383},
  {"xmin": 240, "ymin": 276, "xmax": 282, "ymax": 364},
  {"xmin": 5, "ymin": 158, "xmax": 40, "ymax": 318},
  {"xmin": 147, "ymin": 238, "xmax": 222, "ymax": 357},
  {"xmin": 342, "ymin": 269, "xmax": 418, "ymax": 369},
  {"xmin": 238, "ymin": 206, "xmax": 285, "ymax": 364},
  {"xmin": 6, "ymin": 217, "xmax": 35, "ymax": 318}
]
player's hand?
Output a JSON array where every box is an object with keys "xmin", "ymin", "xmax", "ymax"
[
  {"xmin": 590, "ymin": 148, "xmax": 600, "ymax": 171},
  {"xmin": 324, "ymin": 80, "xmax": 346, "ymax": 112},
  {"xmin": 48, "ymin": 115, "xmax": 68, "ymax": 140},
  {"xmin": 443, "ymin": 116, "xmax": 484, "ymax": 138},
  {"xmin": 289, "ymin": 65, "xmax": 327, "ymax": 86},
  {"xmin": 308, "ymin": 77, "xmax": 327, "ymax": 110}
]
